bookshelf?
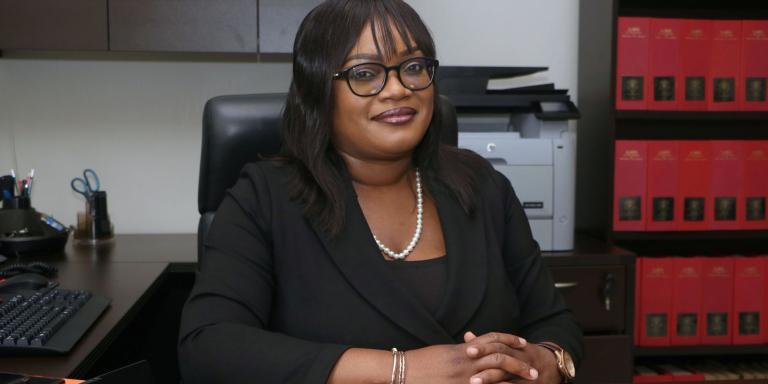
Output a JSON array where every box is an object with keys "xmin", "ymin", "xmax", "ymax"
[{"xmin": 606, "ymin": 0, "xmax": 768, "ymax": 382}]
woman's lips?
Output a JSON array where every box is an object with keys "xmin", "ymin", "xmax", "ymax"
[{"xmin": 372, "ymin": 107, "xmax": 417, "ymax": 124}]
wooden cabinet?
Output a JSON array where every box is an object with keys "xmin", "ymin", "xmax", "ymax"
[
  {"xmin": 543, "ymin": 236, "xmax": 636, "ymax": 384},
  {"xmin": 108, "ymin": 0, "xmax": 258, "ymax": 53},
  {"xmin": 0, "ymin": 0, "xmax": 317, "ymax": 54},
  {"xmin": 0, "ymin": 0, "xmax": 108, "ymax": 50},
  {"xmin": 258, "ymin": 0, "xmax": 321, "ymax": 53}
]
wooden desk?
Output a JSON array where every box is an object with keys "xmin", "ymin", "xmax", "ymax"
[{"xmin": 0, "ymin": 234, "xmax": 197, "ymax": 379}]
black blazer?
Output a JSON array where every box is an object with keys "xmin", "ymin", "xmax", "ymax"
[{"xmin": 179, "ymin": 160, "xmax": 583, "ymax": 384}]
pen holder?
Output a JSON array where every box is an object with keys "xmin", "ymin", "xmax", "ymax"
[
  {"xmin": 2, "ymin": 195, "xmax": 31, "ymax": 210},
  {"xmin": 74, "ymin": 191, "xmax": 114, "ymax": 245},
  {"xmin": 0, "ymin": 199, "xmax": 70, "ymax": 257}
]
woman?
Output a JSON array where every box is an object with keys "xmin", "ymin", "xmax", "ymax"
[{"xmin": 179, "ymin": 0, "xmax": 583, "ymax": 383}]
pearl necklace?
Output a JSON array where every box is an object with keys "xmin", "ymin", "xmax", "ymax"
[{"xmin": 372, "ymin": 169, "xmax": 423, "ymax": 260}]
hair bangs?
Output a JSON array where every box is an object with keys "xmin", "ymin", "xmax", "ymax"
[{"xmin": 366, "ymin": 1, "xmax": 436, "ymax": 61}]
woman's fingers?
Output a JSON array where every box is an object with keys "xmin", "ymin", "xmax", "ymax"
[
  {"xmin": 471, "ymin": 352, "xmax": 539, "ymax": 381},
  {"xmin": 464, "ymin": 331, "xmax": 477, "ymax": 342},
  {"xmin": 466, "ymin": 331, "xmax": 527, "ymax": 350},
  {"xmin": 466, "ymin": 342, "xmax": 517, "ymax": 359},
  {"xmin": 468, "ymin": 368, "xmax": 511, "ymax": 384}
]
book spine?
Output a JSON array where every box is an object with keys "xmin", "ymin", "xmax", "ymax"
[
  {"xmin": 701, "ymin": 257, "xmax": 734, "ymax": 345},
  {"xmin": 671, "ymin": 257, "xmax": 703, "ymax": 345},
  {"xmin": 709, "ymin": 20, "xmax": 742, "ymax": 111},
  {"xmin": 709, "ymin": 140, "xmax": 743, "ymax": 230},
  {"xmin": 614, "ymin": 140, "xmax": 647, "ymax": 231},
  {"xmin": 646, "ymin": 141, "xmax": 679, "ymax": 231},
  {"xmin": 617, "ymin": 17, "xmax": 651, "ymax": 110},
  {"xmin": 648, "ymin": 18, "xmax": 682, "ymax": 110},
  {"xmin": 732, "ymin": 256, "xmax": 765, "ymax": 344},
  {"xmin": 639, "ymin": 257, "xmax": 673, "ymax": 346},
  {"xmin": 679, "ymin": 19, "xmax": 711, "ymax": 111},
  {"xmin": 741, "ymin": 141, "xmax": 768, "ymax": 230},
  {"xmin": 740, "ymin": 20, "xmax": 768, "ymax": 111},
  {"xmin": 677, "ymin": 141, "xmax": 712, "ymax": 231}
]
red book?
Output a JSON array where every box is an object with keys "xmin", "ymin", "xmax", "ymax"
[
  {"xmin": 616, "ymin": 17, "xmax": 650, "ymax": 110},
  {"xmin": 614, "ymin": 141, "xmax": 647, "ymax": 231},
  {"xmin": 679, "ymin": 19, "xmax": 711, "ymax": 111},
  {"xmin": 742, "ymin": 141, "xmax": 768, "ymax": 230},
  {"xmin": 677, "ymin": 141, "xmax": 711, "ymax": 231},
  {"xmin": 635, "ymin": 257, "xmax": 643, "ymax": 345},
  {"xmin": 740, "ymin": 20, "xmax": 768, "ymax": 111},
  {"xmin": 701, "ymin": 257, "xmax": 734, "ymax": 345},
  {"xmin": 709, "ymin": 141, "xmax": 743, "ymax": 230},
  {"xmin": 671, "ymin": 257, "xmax": 703, "ymax": 346},
  {"xmin": 732, "ymin": 257, "xmax": 765, "ymax": 344},
  {"xmin": 646, "ymin": 141, "xmax": 679, "ymax": 231},
  {"xmin": 765, "ymin": 256, "xmax": 768, "ymax": 344},
  {"xmin": 709, "ymin": 20, "xmax": 742, "ymax": 111},
  {"xmin": 639, "ymin": 258, "xmax": 673, "ymax": 346},
  {"xmin": 647, "ymin": 18, "xmax": 682, "ymax": 110}
]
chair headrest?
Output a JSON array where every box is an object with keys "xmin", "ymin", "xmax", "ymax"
[{"xmin": 198, "ymin": 93, "xmax": 458, "ymax": 214}]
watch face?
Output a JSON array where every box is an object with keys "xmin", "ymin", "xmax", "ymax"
[{"xmin": 563, "ymin": 353, "xmax": 576, "ymax": 378}]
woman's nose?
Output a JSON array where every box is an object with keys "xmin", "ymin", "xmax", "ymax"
[{"xmin": 377, "ymin": 68, "xmax": 411, "ymax": 99}]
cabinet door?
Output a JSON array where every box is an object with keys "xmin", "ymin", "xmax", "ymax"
[
  {"xmin": 549, "ymin": 265, "xmax": 627, "ymax": 333},
  {"xmin": 0, "ymin": 0, "xmax": 108, "ymax": 50},
  {"xmin": 259, "ymin": 0, "xmax": 322, "ymax": 53},
  {"xmin": 109, "ymin": 0, "xmax": 258, "ymax": 53}
]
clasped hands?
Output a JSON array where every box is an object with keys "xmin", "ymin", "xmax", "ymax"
[{"xmin": 407, "ymin": 331, "xmax": 559, "ymax": 384}]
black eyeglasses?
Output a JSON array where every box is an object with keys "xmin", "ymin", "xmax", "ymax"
[{"xmin": 333, "ymin": 56, "xmax": 439, "ymax": 97}]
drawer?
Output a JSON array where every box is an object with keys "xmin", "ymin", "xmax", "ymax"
[{"xmin": 549, "ymin": 265, "xmax": 626, "ymax": 333}]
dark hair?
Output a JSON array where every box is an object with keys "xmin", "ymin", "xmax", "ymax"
[{"xmin": 280, "ymin": 0, "xmax": 487, "ymax": 235}]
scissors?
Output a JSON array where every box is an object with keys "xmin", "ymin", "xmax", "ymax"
[{"xmin": 70, "ymin": 168, "xmax": 100, "ymax": 200}]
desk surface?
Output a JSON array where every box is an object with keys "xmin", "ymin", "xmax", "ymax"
[{"xmin": 0, "ymin": 234, "xmax": 196, "ymax": 379}]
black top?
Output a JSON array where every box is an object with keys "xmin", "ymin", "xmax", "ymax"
[
  {"xmin": 179, "ymin": 160, "xmax": 583, "ymax": 384},
  {"xmin": 385, "ymin": 256, "xmax": 448, "ymax": 317}
]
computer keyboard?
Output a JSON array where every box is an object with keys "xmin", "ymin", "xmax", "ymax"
[{"xmin": 0, "ymin": 282, "xmax": 110, "ymax": 355}]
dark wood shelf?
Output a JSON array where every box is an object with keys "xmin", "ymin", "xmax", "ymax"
[
  {"xmin": 611, "ymin": 231, "xmax": 768, "ymax": 256},
  {"xmin": 635, "ymin": 344, "xmax": 768, "ymax": 357},
  {"xmin": 616, "ymin": 111, "xmax": 768, "ymax": 121},
  {"xmin": 613, "ymin": 230, "xmax": 768, "ymax": 241},
  {"xmin": 618, "ymin": 0, "xmax": 768, "ymax": 19}
]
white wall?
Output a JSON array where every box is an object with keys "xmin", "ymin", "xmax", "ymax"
[
  {"xmin": 0, "ymin": 0, "xmax": 579, "ymax": 234},
  {"xmin": 408, "ymin": 0, "xmax": 579, "ymax": 97}
]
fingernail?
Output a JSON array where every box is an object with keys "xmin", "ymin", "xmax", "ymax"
[
  {"xmin": 467, "ymin": 346, "xmax": 479, "ymax": 356},
  {"xmin": 468, "ymin": 331, "xmax": 476, "ymax": 337},
  {"xmin": 470, "ymin": 378, "xmax": 482, "ymax": 384},
  {"xmin": 529, "ymin": 368, "xmax": 539, "ymax": 379},
  {"xmin": 519, "ymin": 337, "xmax": 527, "ymax": 346}
]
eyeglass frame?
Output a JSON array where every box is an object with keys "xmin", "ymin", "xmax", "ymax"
[{"xmin": 332, "ymin": 56, "xmax": 439, "ymax": 97}]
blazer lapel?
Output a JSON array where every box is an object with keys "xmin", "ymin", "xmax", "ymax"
[
  {"xmin": 311, "ymin": 182, "xmax": 455, "ymax": 346},
  {"xmin": 430, "ymin": 182, "xmax": 488, "ymax": 337}
]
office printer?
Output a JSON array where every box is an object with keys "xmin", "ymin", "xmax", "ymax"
[{"xmin": 437, "ymin": 66, "xmax": 580, "ymax": 251}]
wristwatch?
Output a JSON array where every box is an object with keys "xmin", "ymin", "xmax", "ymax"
[{"xmin": 536, "ymin": 342, "xmax": 576, "ymax": 383}]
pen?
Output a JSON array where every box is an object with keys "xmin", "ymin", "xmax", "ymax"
[
  {"xmin": 27, "ymin": 168, "xmax": 35, "ymax": 197},
  {"xmin": 10, "ymin": 168, "xmax": 17, "ymax": 196}
]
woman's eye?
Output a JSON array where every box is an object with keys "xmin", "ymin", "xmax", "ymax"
[
  {"xmin": 404, "ymin": 62, "xmax": 424, "ymax": 73},
  {"xmin": 351, "ymin": 69, "xmax": 378, "ymax": 80}
]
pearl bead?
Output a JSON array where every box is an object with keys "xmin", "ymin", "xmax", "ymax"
[{"xmin": 372, "ymin": 168, "xmax": 423, "ymax": 261}]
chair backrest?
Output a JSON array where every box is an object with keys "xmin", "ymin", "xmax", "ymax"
[{"xmin": 197, "ymin": 93, "xmax": 459, "ymax": 261}]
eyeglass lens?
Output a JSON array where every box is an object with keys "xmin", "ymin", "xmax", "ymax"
[{"xmin": 347, "ymin": 58, "xmax": 435, "ymax": 96}]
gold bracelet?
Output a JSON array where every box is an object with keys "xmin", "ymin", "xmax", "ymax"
[{"xmin": 390, "ymin": 348, "xmax": 398, "ymax": 384}]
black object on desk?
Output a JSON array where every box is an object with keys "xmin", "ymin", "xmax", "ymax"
[
  {"xmin": 0, "ymin": 198, "xmax": 69, "ymax": 257},
  {"xmin": 0, "ymin": 281, "xmax": 110, "ymax": 356}
]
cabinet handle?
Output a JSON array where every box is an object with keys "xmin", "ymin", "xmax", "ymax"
[{"xmin": 554, "ymin": 282, "xmax": 578, "ymax": 289}]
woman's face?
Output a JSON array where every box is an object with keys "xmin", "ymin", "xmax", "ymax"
[{"xmin": 331, "ymin": 23, "xmax": 434, "ymax": 162}]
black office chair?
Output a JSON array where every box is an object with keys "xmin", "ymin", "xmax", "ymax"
[{"xmin": 197, "ymin": 93, "xmax": 459, "ymax": 264}]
